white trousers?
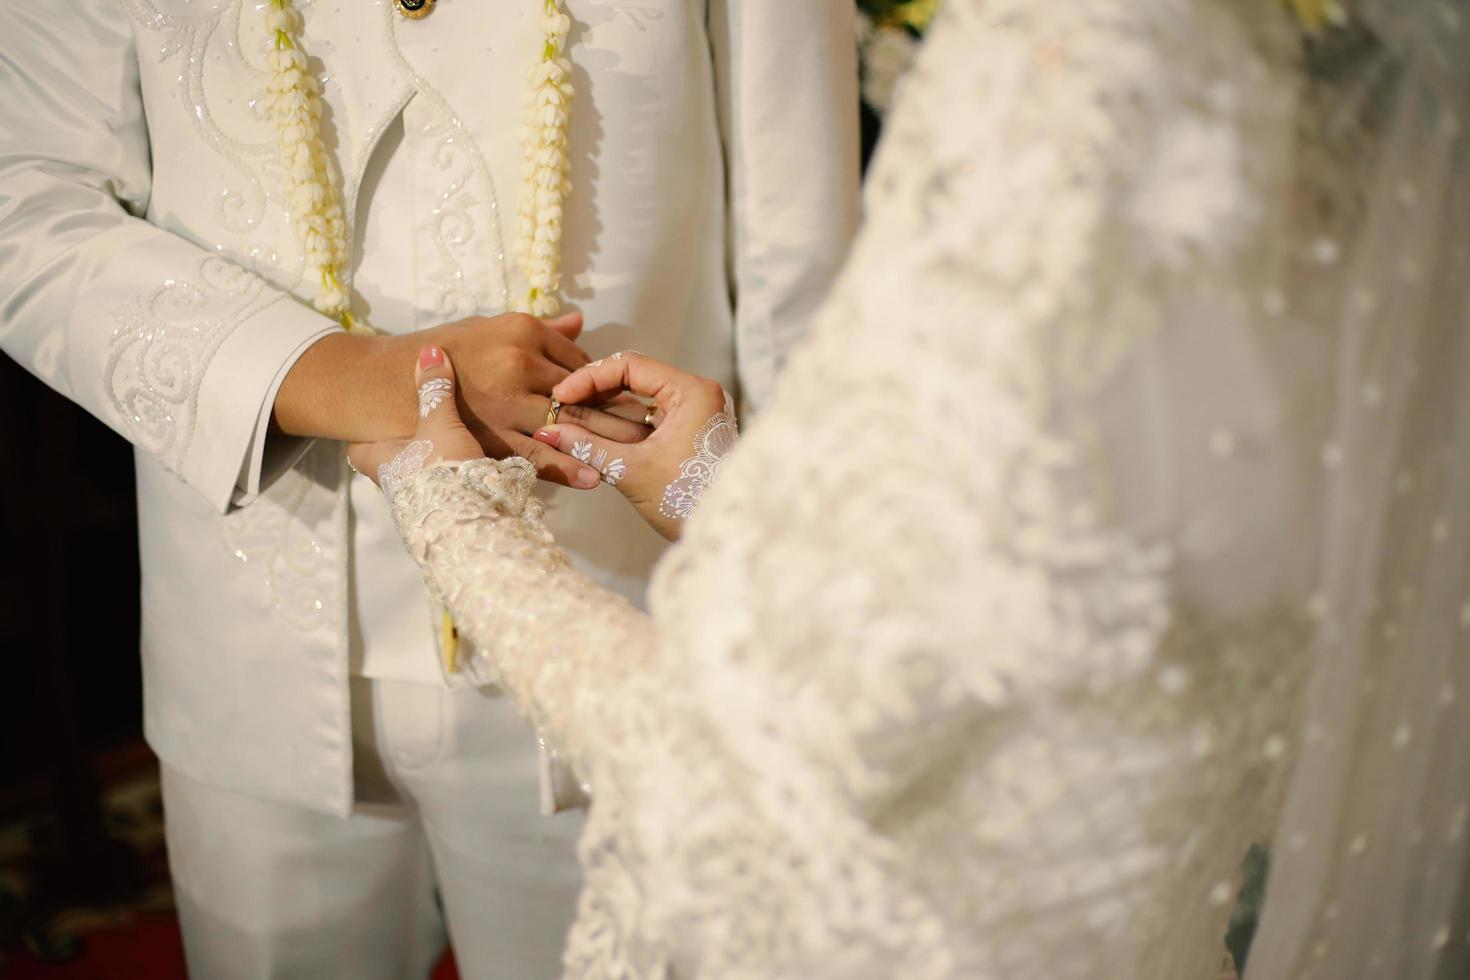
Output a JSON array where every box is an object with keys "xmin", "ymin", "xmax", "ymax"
[{"xmin": 160, "ymin": 677, "xmax": 583, "ymax": 980}]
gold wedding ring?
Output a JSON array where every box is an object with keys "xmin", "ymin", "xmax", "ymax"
[
  {"xmin": 643, "ymin": 407, "xmax": 656, "ymax": 428},
  {"xmin": 546, "ymin": 397, "xmax": 562, "ymax": 427}
]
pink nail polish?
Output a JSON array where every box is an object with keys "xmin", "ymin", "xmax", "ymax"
[
  {"xmin": 419, "ymin": 346, "xmax": 445, "ymax": 369},
  {"xmin": 577, "ymin": 467, "xmax": 601, "ymax": 488},
  {"xmin": 534, "ymin": 429, "xmax": 559, "ymax": 447}
]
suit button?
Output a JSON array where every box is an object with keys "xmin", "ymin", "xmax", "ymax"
[{"xmin": 395, "ymin": 0, "xmax": 435, "ymax": 19}]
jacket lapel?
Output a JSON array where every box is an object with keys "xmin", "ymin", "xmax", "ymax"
[{"xmin": 285, "ymin": 0, "xmax": 416, "ymax": 212}]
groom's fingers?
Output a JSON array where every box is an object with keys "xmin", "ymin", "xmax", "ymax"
[
  {"xmin": 511, "ymin": 391, "xmax": 647, "ymax": 443},
  {"xmin": 555, "ymin": 402, "xmax": 651, "ymax": 443},
  {"xmin": 540, "ymin": 319, "xmax": 591, "ymax": 372},
  {"xmin": 542, "ymin": 310, "xmax": 583, "ymax": 340}
]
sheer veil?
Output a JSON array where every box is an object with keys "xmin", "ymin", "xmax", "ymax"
[{"xmin": 1246, "ymin": 2, "xmax": 1470, "ymax": 976}]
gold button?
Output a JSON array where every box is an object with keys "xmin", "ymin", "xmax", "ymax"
[{"xmin": 395, "ymin": 0, "xmax": 435, "ymax": 19}]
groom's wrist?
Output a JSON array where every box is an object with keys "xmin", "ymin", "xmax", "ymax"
[{"xmin": 272, "ymin": 330, "xmax": 417, "ymax": 442}]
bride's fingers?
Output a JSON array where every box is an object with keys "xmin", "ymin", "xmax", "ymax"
[
  {"xmin": 414, "ymin": 346, "xmax": 483, "ymax": 463},
  {"xmin": 503, "ymin": 430, "xmax": 604, "ymax": 489},
  {"xmin": 552, "ymin": 351, "xmax": 684, "ymax": 407},
  {"xmin": 533, "ymin": 424, "xmax": 632, "ymax": 488},
  {"xmin": 415, "ymin": 346, "xmax": 460, "ymax": 429}
]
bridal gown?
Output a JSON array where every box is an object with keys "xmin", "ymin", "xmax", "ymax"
[{"xmin": 382, "ymin": 0, "xmax": 1470, "ymax": 976}]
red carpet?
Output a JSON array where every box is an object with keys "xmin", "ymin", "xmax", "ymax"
[
  {"xmin": 0, "ymin": 742, "xmax": 461, "ymax": 979},
  {"xmin": 1, "ymin": 914, "xmax": 460, "ymax": 979},
  {"xmin": 2, "ymin": 913, "xmax": 186, "ymax": 980}
]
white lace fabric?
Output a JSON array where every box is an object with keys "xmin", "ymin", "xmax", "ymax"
[
  {"xmin": 389, "ymin": 1, "xmax": 1470, "ymax": 976},
  {"xmin": 387, "ymin": 456, "xmax": 652, "ymax": 750}
]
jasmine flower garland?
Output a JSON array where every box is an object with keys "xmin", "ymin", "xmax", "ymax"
[
  {"xmin": 264, "ymin": 0, "xmax": 367, "ymax": 333},
  {"xmin": 262, "ymin": 0, "xmax": 576, "ymax": 330},
  {"xmin": 516, "ymin": 0, "xmax": 576, "ymax": 317}
]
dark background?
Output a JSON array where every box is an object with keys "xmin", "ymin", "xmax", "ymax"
[{"xmin": 0, "ymin": 356, "xmax": 143, "ymax": 818}]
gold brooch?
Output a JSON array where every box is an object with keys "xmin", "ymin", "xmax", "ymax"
[{"xmin": 395, "ymin": 0, "xmax": 435, "ymax": 19}]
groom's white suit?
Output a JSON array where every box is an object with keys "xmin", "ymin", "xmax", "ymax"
[{"xmin": 0, "ymin": 0, "xmax": 858, "ymax": 975}]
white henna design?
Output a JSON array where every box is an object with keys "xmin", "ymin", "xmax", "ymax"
[
  {"xmin": 570, "ymin": 439, "xmax": 626, "ymax": 485},
  {"xmin": 419, "ymin": 378, "xmax": 454, "ymax": 418},
  {"xmin": 659, "ymin": 392, "xmax": 738, "ymax": 521}
]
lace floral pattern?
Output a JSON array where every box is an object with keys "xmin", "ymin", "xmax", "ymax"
[{"xmin": 378, "ymin": 439, "xmax": 435, "ymax": 503}]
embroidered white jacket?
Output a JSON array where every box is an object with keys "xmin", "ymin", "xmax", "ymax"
[{"xmin": 0, "ymin": 0, "xmax": 858, "ymax": 815}]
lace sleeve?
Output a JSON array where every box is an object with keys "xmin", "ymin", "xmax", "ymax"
[{"xmin": 388, "ymin": 455, "xmax": 654, "ymax": 777}]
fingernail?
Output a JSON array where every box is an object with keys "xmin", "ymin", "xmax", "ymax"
[
  {"xmin": 419, "ymin": 346, "xmax": 445, "ymax": 369},
  {"xmin": 577, "ymin": 467, "xmax": 601, "ymax": 488},
  {"xmin": 534, "ymin": 428, "xmax": 559, "ymax": 447}
]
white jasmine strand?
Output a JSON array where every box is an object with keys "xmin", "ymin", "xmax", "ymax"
[
  {"xmin": 263, "ymin": 0, "xmax": 372, "ymax": 334},
  {"xmin": 514, "ymin": 0, "xmax": 576, "ymax": 318},
  {"xmin": 263, "ymin": 0, "xmax": 574, "ymax": 328}
]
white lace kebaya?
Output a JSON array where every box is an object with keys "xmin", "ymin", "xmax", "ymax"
[
  {"xmin": 377, "ymin": 439, "xmax": 434, "ymax": 505},
  {"xmin": 372, "ymin": 1, "xmax": 1470, "ymax": 977}
]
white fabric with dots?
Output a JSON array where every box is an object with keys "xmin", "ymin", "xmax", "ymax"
[{"xmin": 389, "ymin": 0, "xmax": 1470, "ymax": 976}]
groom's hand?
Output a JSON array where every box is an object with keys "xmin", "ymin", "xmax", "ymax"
[
  {"xmin": 276, "ymin": 309, "xmax": 652, "ymax": 488},
  {"xmin": 347, "ymin": 345, "xmax": 487, "ymax": 488},
  {"xmin": 426, "ymin": 311, "xmax": 610, "ymax": 486},
  {"xmin": 432, "ymin": 313, "xmax": 661, "ymax": 487}
]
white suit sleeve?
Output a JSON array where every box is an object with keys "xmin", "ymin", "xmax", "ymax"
[
  {"xmin": 707, "ymin": 0, "xmax": 860, "ymax": 411},
  {"xmin": 0, "ymin": 1, "xmax": 340, "ymax": 512}
]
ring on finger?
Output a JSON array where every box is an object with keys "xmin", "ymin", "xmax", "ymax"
[
  {"xmin": 546, "ymin": 397, "xmax": 561, "ymax": 427},
  {"xmin": 643, "ymin": 407, "xmax": 656, "ymax": 428}
]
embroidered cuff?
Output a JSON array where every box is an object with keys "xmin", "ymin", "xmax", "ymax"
[{"xmin": 188, "ymin": 294, "xmax": 340, "ymax": 513}]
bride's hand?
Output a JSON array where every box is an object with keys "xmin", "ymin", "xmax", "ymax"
[
  {"xmin": 347, "ymin": 346, "xmax": 486, "ymax": 490},
  {"xmin": 532, "ymin": 351, "xmax": 736, "ymax": 540}
]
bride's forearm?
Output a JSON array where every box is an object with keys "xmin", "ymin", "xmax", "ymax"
[{"xmin": 394, "ymin": 459, "xmax": 656, "ymax": 771}]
